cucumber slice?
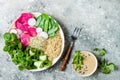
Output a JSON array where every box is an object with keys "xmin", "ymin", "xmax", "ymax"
[
  {"xmin": 39, "ymin": 55, "xmax": 47, "ymax": 61},
  {"xmin": 29, "ymin": 50, "xmax": 35, "ymax": 56},
  {"xmin": 34, "ymin": 61, "xmax": 42, "ymax": 68}
]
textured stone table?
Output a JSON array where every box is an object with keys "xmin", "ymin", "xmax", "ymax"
[{"xmin": 0, "ymin": 0, "xmax": 120, "ymax": 80}]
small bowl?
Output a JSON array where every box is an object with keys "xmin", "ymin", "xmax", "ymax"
[{"xmin": 72, "ymin": 51, "xmax": 98, "ymax": 77}]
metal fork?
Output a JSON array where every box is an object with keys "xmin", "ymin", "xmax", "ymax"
[{"xmin": 60, "ymin": 27, "xmax": 82, "ymax": 71}]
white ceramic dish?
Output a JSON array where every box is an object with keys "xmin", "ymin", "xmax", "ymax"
[
  {"xmin": 10, "ymin": 12, "xmax": 65, "ymax": 71},
  {"xmin": 72, "ymin": 51, "xmax": 98, "ymax": 77}
]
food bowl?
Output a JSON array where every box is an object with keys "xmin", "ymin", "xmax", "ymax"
[
  {"xmin": 72, "ymin": 51, "xmax": 98, "ymax": 77},
  {"xmin": 4, "ymin": 12, "xmax": 65, "ymax": 71}
]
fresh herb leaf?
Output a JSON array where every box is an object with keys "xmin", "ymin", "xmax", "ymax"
[
  {"xmin": 18, "ymin": 65, "xmax": 24, "ymax": 71},
  {"xmin": 11, "ymin": 33, "xmax": 17, "ymax": 41},
  {"xmin": 93, "ymin": 48, "xmax": 100, "ymax": 51},
  {"xmin": 3, "ymin": 45, "xmax": 10, "ymax": 52},
  {"xmin": 3, "ymin": 32, "xmax": 11, "ymax": 41},
  {"xmin": 107, "ymin": 63, "xmax": 115, "ymax": 71},
  {"xmin": 99, "ymin": 48, "xmax": 106, "ymax": 56},
  {"xmin": 18, "ymin": 42, "xmax": 22, "ymax": 49},
  {"xmin": 100, "ymin": 58, "xmax": 115, "ymax": 74},
  {"xmin": 72, "ymin": 50, "xmax": 84, "ymax": 71}
]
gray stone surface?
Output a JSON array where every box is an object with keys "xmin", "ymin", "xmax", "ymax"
[{"xmin": 0, "ymin": 0, "xmax": 120, "ymax": 80}]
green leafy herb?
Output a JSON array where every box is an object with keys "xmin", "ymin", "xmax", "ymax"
[
  {"xmin": 93, "ymin": 48, "xmax": 100, "ymax": 51},
  {"xmin": 3, "ymin": 32, "xmax": 11, "ymax": 41},
  {"xmin": 93, "ymin": 48, "xmax": 106, "ymax": 56},
  {"xmin": 99, "ymin": 48, "xmax": 106, "ymax": 56},
  {"xmin": 100, "ymin": 58, "xmax": 115, "ymax": 74},
  {"xmin": 72, "ymin": 50, "xmax": 84, "ymax": 71},
  {"xmin": 3, "ymin": 32, "xmax": 51, "ymax": 71},
  {"xmin": 93, "ymin": 47, "xmax": 116, "ymax": 74}
]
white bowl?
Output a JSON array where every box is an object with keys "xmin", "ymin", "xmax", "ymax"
[
  {"xmin": 10, "ymin": 12, "xmax": 65, "ymax": 71},
  {"xmin": 72, "ymin": 51, "xmax": 98, "ymax": 77}
]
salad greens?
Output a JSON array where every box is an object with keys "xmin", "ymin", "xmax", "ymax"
[
  {"xmin": 72, "ymin": 50, "xmax": 84, "ymax": 71},
  {"xmin": 35, "ymin": 13, "xmax": 59, "ymax": 38},
  {"xmin": 93, "ymin": 48, "xmax": 106, "ymax": 56},
  {"xmin": 93, "ymin": 48, "xmax": 115, "ymax": 74},
  {"xmin": 3, "ymin": 32, "xmax": 51, "ymax": 71},
  {"xmin": 100, "ymin": 59, "xmax": 115, "ymax": 74}
]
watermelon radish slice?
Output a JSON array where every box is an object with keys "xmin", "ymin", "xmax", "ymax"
[
  {"xmin": 40, "ymin": 32, "xmax": 48, "ymax": 39},
  {"xmin": 9, "ymin": 28, "xmax": 18, "ymax": 34},
  {"xmin": 28, "ymin": 18, "xmax": 36, "ymax": 26},
  {"xmin": 36, "ymin": 28, "xmax": 43, "ymax": 33},
  {"xmin": 16, "ymin": 29, "xmax": 22, "ymax": 35},
  {"xmin": 28, "ymin": 27, "xmax": 37, "ymax": 37},
  {"xmin": 20, "ymin": 33, "xmax": 30, "ymax": 47}
]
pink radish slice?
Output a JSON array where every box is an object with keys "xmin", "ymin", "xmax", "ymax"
[
  {"xmin": 40, "ymin": 32, "xmax": 48, "ymax": 39},
  {"xmin": 19, "ymin": 13, "xmax": 33, "ymax": 23},
  {"xmin": 9, "ymin": 28, "xmax": 21, "ymax": 38},
  {"xmin": 36, "ymin": 28, "xmax": 43, "ymax": 33},
  {"xmin": 28, "ymin": 27, "xmax": 37, "ymax": 37},
  {"xmin": 28, "ymin": 18, "xmax": 36, "ymax": 26},
  {"xmin": 9, "ymin": 28, "xmax": 18, "ymax": 34},
  {"xmin": 16, "ymin": 29, "xmax": 22, "ymax": 35},
  {"xmin": 15, "ymin": 22, "xmax": 29, "ymax": 32},
  {"xmin": 20, "ymin": 33, "xmax": 30, "ymax": 47}
]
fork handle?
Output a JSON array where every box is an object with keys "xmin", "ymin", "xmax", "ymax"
[{"xmin": 60, "ymin": 44, "xmax": 73, "ymax": 71}]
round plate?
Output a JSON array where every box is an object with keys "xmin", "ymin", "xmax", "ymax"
[{"xmin": 10, "ymin": 12, "xmax": 65, "ymax": 71}]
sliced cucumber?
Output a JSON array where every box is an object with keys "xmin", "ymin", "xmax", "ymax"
[
  {"xmin": 34, "ymin": 61, "xmax": 42, "ymax": 68},
  {"xmin": 39, "ymin": 55, "xmax": 47, "ymax": 61},
  {"xmin": 29, "ymin": 50, "xmax": 35, "ymax": 56}
]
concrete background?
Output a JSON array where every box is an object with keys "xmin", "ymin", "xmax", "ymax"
[{"xmin": 0, "ymin": 0, "xmax": 120, "ymax": 80}]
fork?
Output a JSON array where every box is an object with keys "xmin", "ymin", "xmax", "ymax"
[{"xmin": 60, "ymin": 27, "xmax": 82, "ymax": 71}]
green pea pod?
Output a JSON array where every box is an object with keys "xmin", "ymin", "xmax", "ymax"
[
  {"xmin": 41, "ymin": 13, "xmax": 49, "ymax": 19},
  {"xmin": 39, "ymin": 18, "xmax": 45, "ymax": 29},
  {"xmin": 44, "ymin": 19, "xmax": 49, "ymax": 32},
  {"xmin": 48, "ymin": 19, "xmax": 52, "ymax": 30},
  {"xmin": 55, "ymin": 22, "xmax": 59, "ymax": 28},
  {"xmin": 35, "ymin": 15, "xmax": 42, "ymax": 27},
  {"xmin": 49, "ymin": 32, "xmax": 56, "ymax": 38},
  {"xmin": 48, "ymin": 24, "xmax": 58, "ymax": 34},
  {"xmin": 50, "ymin": 17, "xmax": 55, "ymax": 26}
]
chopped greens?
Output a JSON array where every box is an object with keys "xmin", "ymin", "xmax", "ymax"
[
  {"xmin": 3, "ymin": 32, "xmax": 51, "ymax": 71},
  {"xmin": 99, "ymin": 48, "xmax": 106, "ymax": 56},
  {"xmin": 100, "ymin": 59, "xmax": 115, "ymax": 74},
  {"xmin": 72, "ymin": 50, "xmax": 84, "ymax": 71},
  {"xmin": 35, "ymin": 13, "xmax": 59, "ymax": 38},
  {"xmin": 93, "ymin": 48, "xmax": 106, "ymax": 56},
  {"xmin": 93, "ymin": 47, "xmax": 115, "ymax": 74},
  {"xmin": 93, "ymin": 48, "xmax": 100, "ymax": 51}
]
